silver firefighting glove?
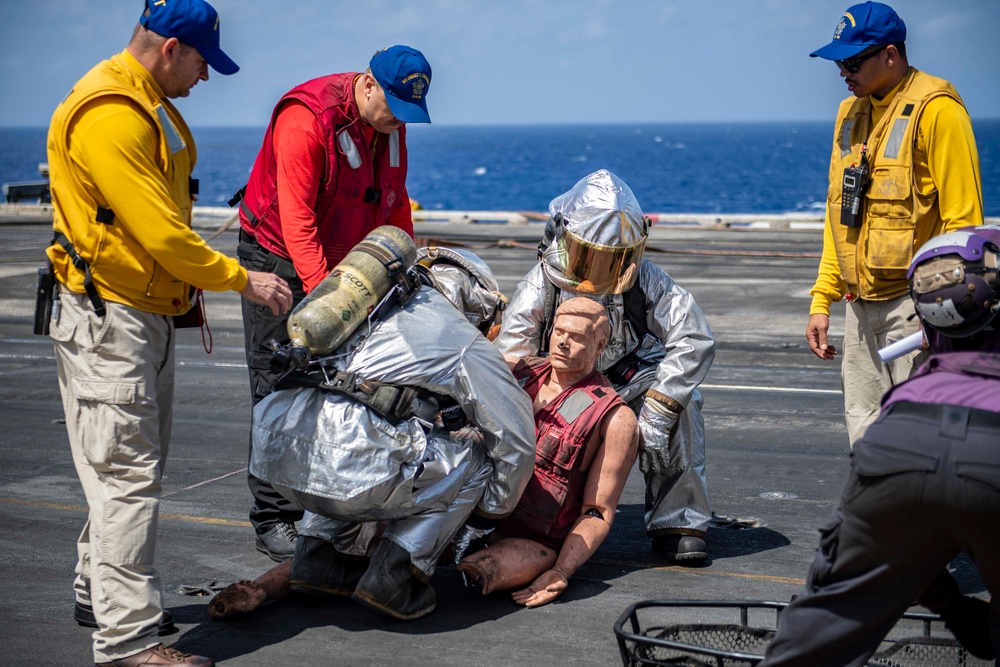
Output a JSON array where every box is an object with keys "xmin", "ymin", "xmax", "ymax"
[
  {"xmin": 637, "ymin": 396, "xmax": 679, "ymax": 476},
  {"xmin": 452, "ymin": 516, "xmax": 497, "ymax": 586}
]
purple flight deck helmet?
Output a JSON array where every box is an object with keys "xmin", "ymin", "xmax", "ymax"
[{"xmin": 907, "ymin": 226, "xmax": 1000, "ymax": 338}]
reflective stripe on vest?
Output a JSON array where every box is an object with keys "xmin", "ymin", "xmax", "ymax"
[
  {"xmin": 883, "ymin": 118, "xmax": 909, "ymax": 160},
  {"xmin": 337, "ymin": 129, "xmax": 362, "ymax": 170},
  {"xmin": 389, "ymin": 130, "xmax": 400, "ymax": 168},
  {"xmin": 155, "ymin": 105, "xmax": 186, "ymax": 154},
  {"xmin": 840, "ymin": 119, "xmax": 854, "ymax": 158}
]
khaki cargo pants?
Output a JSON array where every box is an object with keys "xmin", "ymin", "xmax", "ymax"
[
  {"xmin": 51, "ymin": 289, "xmax": 174, "ymax": 663},
  {"xmin": 842, "ymin": 294, "xmax": 927, "ymax": 447}
]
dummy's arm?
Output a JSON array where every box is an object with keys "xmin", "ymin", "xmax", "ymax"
[{"xmin": 512, "ymin": 404, "xmax": 638, "ymax": 607}]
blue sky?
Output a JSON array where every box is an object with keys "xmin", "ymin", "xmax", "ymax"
[{"xmin": 1, "ymin": 0, "xmax": 997, "ymax": 127}]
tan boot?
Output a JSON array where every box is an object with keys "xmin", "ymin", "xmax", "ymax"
[{"xmin": 96, "ymin": 643, "xmax": 213, "ymax": 666}]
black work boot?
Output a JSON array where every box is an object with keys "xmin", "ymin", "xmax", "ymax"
[
  {"xmin": 289, "ymin": 536, "xmax": 369, "ymax": 599},
  {"xmin": 255, "ymin": 522, "xmax": 298, "ymax": 562},
  {"xmin": 352, "ymin": 539, "xmax": 436, "ymax": 620},
  {"xmin": 75, "ymin": 602, "xmax": 176, "ymax": 635},
  {"xmin": 940, "ymin": 596, "xmax": 996, "ymax": 660},
  {"xmin": 651, "ymin": 533, "xmax": 708, "ymax": 563},
  {"xmin": 918, "ymin": 570, "xmax": 995, "ymax": 660}
]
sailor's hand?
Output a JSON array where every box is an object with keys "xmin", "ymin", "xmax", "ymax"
[
  {"xmin": 512, "ymin": 569, "xmax": 568, "ymax": 608},
  {"xmin": 807, "ymin": 313, "xmax": 838, "ymax": 360},
  {"xmin": 241, "ymin": 271, "xmax": 292, "ymax": 315}
]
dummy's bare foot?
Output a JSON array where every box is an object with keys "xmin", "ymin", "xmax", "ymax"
[
  {"xmin": 208, "ymin": 560, "xmax": 292, "ymax": 619},
  {"xmin": 208, "ymin": 581, "xmax": 267, "ymax": 619},
  {"xmin": 457, "ymin": 538, "xmax": 556, "ymax": 595}
]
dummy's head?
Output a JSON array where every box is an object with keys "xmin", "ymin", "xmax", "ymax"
[
  {"xmin": 549, "ymin": 297, "xmax": 610, "ymax": 376},
  {"xmin": 539, "ymin": 169, "xmax": 648, "ymax": 296},
  {"xmin": 416, "ymin": 246, "xmax": 507, "ymax": 335},
  {"xmin": 908, "ymin": 226, "xmax": 1000, "ymax": 339}
]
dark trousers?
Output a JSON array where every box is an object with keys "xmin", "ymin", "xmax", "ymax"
[
  {"xmin": 238, "ymin": 230, "xmax": 308, "ymax": 533},
  {"xmin": 761, "ymin": 401, "xmax": 1000, "ymax": 666}
]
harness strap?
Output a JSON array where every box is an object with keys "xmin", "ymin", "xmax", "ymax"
[
  {"xmin": 53, "ymin": 231, "xmax": 106, "ymax": 317},
  {"xmin": 622, "ymin": 277, "xmax": 651, "ymax": 341},
  {"xmin": 276, "ymin": 368, "xmax": 437, "ymax": 425},
  {"xmin": 227, "ymin": 185, "xmax": 246, "ymax": 208},
  {"xmin": 322, "ymin": 371, "xmax": 422, "ymax": 424},
  {"xmin": 93, "ymin": 175, "xmax": 199, "ymax": 225},
  {"xmin": 95, "ymin": 207, "xmax": 114, "ymax": 224},
  {"xmin": 539, "ymin": 276, "xmax": 558, "ymax": 355},
  {"xmin": 228, "ymin": 184, "xmax": 260, "ymax": 227}
]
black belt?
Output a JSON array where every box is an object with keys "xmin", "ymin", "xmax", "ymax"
[
  {"xmin": 238, "ymin": 229, "xmax": 286, "ymax": 262},
  {"xmin": 238, "ymin": 227, "xmax": 258, "ymax": 247},
  {"xmin": 887, "ymin": 400, "xmax": 1000, "ymax": 430}
]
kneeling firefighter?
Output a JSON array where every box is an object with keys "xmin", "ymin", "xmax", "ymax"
[{"xmin": 247, "ymin": 229, "xmax": 536, "ymax": 621}]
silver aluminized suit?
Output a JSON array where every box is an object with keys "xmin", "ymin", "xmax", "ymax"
[
  {"xmin": 250, "ymin": 287, "xmax": 536, "ymax": 576},
  {"xmin": 495, "ymin": 258, "xmax": 715, "ymax": 537}
]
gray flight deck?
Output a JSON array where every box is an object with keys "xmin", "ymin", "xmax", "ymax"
[{"xmin": 0, "ymin": 216, "xmax": 988, "ymax": 666}]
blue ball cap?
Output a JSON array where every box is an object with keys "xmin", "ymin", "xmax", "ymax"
[
  {"xmin": 370, "ymin": 45, "xmax": 432, "ymax": 124},
  {"xmin": 810, "ymin": 2, "xmax": 906, "ymax": 61},
  {"xmin": 140, "ymin": 0, "xmax": 239, "ymax": 75}
]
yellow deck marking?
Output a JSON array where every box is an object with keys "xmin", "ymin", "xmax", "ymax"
[
  {"xmin": 0, "ymin": 496, "xmax": 251, "ymax": 527},
  {"xmin": 1, "ymin": 496, "xmax": 804, "ymax": 586}
]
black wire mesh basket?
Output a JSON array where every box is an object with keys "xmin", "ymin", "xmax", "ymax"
[{"xmin": 613, "ymin": 599, "xmax": 992, "ymax": 667}]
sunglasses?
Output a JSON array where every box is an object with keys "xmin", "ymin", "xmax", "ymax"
[{"xmin": 835, "ymin": 45, "xmax": 887, "ymax": 74}]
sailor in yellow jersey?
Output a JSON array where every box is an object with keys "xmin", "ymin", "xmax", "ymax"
[
  {"xmin": 805, "ymin": 1, "xmax": 983, "ymax": 446},
  {"xmin": 45, "ymin": 1, "xmax": 291, "ymax": 665}
]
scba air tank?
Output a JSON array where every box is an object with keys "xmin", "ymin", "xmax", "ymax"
[{"xmin": 286, "ymin": 225, "xmax": 417, "ymax": 357}]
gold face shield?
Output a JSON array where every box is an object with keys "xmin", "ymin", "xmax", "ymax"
[{"xmin": 554, "ymin": 231, "xmax": 645, "ymax": 295}]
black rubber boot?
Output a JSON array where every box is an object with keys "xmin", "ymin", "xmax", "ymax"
[
  {"xmin": 289, "ymin": 536, "xmax": 369, "ymax": 599},
  {"xmin": 352, "ymin": 539, "xmax": 436, "ymax": 621}
]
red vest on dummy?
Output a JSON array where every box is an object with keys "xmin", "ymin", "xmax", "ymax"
[
  {"xmin": 239, "ymin": 72, "xmax": 408, "ymax": 268},
  {"xmin": 500, "ymin": 358, "xmax": 624, "ymax": 549}
]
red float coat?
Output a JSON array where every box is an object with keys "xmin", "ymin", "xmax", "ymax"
[
  {"xmin": 238, "ymin": 72, "xmax": 412, "ymax": 292},
  {"xmin": 500, "ymin": 358, "xmax": 624, "ymax": 549}
]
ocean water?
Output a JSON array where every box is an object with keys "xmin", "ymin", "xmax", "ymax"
[{"xmin": 3, "ymin": 120, "xmax": 999, "ymax": 215}]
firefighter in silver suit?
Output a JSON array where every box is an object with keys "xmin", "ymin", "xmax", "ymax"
[
  {"xmin": 495, "ymin": 169, "xmax": 716, "ymax": 562},
  {"xmin": 250, "ymin": 245, "xmax": 536, "ymax": 620}
]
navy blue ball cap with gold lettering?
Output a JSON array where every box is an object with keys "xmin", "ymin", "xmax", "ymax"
[
  {"xmin": 811, "ymin": 1, "xmax": 906, "ymax": 61},
  {"xmin": 140, "ymin": 0, "xmax": 239, "ymax": 75},
  {"xmin": 370, "ymin": 45, "xmax": 432, "ymax": 124}
]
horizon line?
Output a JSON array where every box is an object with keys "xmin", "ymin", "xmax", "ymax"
[{"xmin": 4, "ymin": 117, "xmax": 1000, "ymax": 131}]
